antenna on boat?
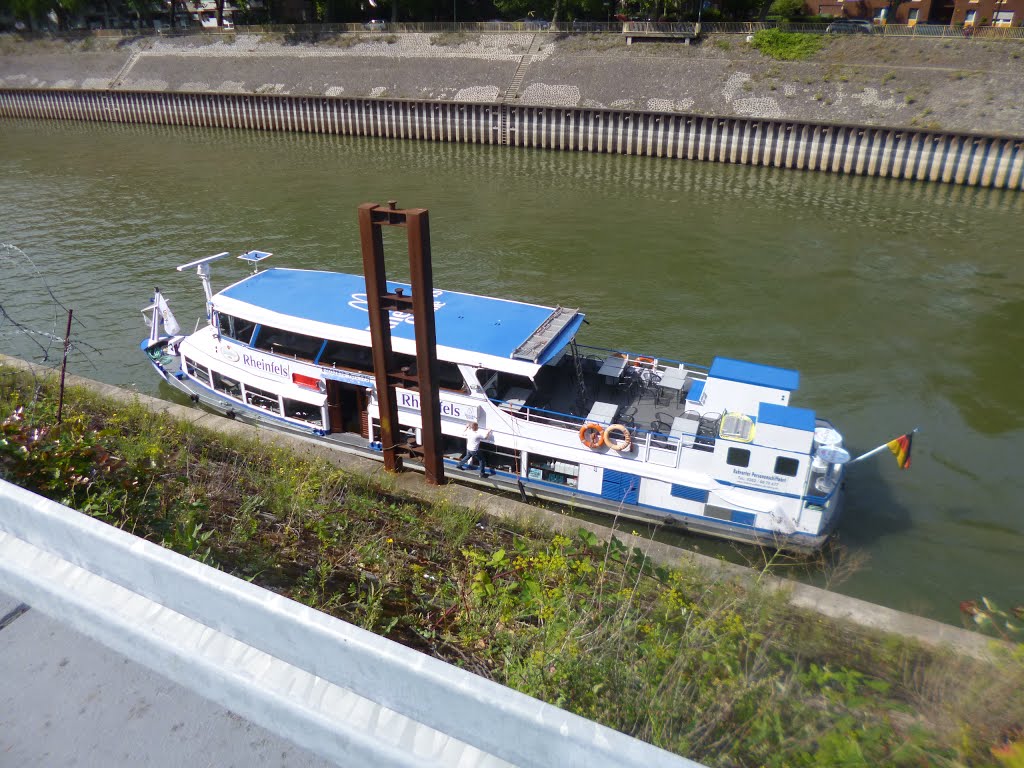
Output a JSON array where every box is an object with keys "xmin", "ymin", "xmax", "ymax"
[
  {"xmin": 238, "ymin": 250, "xmax": 273, "ymax": 275},
  {"xmin": 176, "ymin": 252, "xmax": 230, "ymax": 319}
]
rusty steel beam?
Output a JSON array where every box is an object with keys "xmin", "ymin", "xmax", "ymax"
[{"xmin": 357, "ymin": 201, "xmax": 445, "ymax": 485}]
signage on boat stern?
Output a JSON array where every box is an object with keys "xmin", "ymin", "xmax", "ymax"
[{"xmin": 730, "ymin": 468, "xmax": 786, "ymax": 491}]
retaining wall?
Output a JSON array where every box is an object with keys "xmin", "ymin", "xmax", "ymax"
[{"xmin": 2, "ymin": 87, "xmax": 1022, "ymax": 189}]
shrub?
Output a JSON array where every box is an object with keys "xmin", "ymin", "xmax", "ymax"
[{"xmin": 750, "ymin": 28, "xmax": 824, "ymax": 60}]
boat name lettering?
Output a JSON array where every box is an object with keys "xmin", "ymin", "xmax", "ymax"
[
  {"xmin": 348, "ymin": 292, "xmax": 447, "ymax": 331},
  {"xmin": 730, "ymin": 468, "xmax": 784, "ymax": 490},
  {"xmin": 398, "ymin": 391, "xmax": 467, "ymax": 420},
  {"xmin": 241, "ymin": 353, "xmax": 290, "ymax": 378}
]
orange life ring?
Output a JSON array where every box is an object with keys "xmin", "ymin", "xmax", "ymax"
[
  {"xmin": 603, "ymin": 424, "xmax": 633, "ymax": 452},
  {"xmin": 633, "ymin": 356, "xmax": 655, "ymax": 369},
  {"xmin": 579, "ymin": 423, "xmax": 605, "ymax": 449}
]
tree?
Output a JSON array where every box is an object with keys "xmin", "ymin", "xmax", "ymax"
[{"xmin": 769, "ymin": 0, "xmax": 803, "ymax": 18}]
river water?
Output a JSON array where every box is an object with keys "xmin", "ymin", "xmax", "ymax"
[{"xmin": 1, "ymin": 118, "xmax": 1021, "ymax": 624}]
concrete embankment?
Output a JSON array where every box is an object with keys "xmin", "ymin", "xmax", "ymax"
[
  {"xmin": 1, "ymin": 32, "xmax": 1023, "ymax": 188},
  {"xmin": 0, "ymin": 353, "xmax": 1001, "ymax": 660}
]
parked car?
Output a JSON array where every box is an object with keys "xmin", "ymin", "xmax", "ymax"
[
  {"xmin": 363, "ymin": 18, "xmax": 386, "ymax": 30},
  {"xmin": 515, "ymin": 17, "xmax": 550, "ymax": 29},
  {"xmin": 825, "ymin": 19, "xmax": 874, "ymax": 33}
]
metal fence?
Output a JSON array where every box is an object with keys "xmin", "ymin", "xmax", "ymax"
[{"xmin": 9, "ymin": 20, "xmax": 1023, "ymax": 39}]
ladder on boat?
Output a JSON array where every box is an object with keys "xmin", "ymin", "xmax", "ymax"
[{"xmin": 512, "ymin": 305, "xmax": 580, "ymax": 363}]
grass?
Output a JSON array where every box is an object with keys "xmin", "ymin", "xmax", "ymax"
[
  {"xmin": 750, "ymin": 29, "xmax": 824, "ymax": 61},
  {"xmin": 2, "ymin": 368, "xmax": 1023, "ymax": 767}
]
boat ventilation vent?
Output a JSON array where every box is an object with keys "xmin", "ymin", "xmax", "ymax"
[{"xmin": 513, "ymin": 306, "xmax": 580, "ymax": 363}]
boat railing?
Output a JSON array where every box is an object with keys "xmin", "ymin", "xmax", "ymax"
[{"xmin": 495, "ymin": 397, "xmax": 714, "ymax": 468}]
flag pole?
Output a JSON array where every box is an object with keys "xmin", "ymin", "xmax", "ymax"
[{"xmin": 848, "ymin": 427, "xmax": 919, "ymax": 465}]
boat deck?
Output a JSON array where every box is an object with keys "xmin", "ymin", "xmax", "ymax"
[{"xmin": 493, "ymin": 348, "xmax": 711, "ymax": 445}]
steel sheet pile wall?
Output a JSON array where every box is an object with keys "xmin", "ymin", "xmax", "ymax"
[{"xmin": 2, "ymin": 89, "xmax": 1022, "ymax": 189}]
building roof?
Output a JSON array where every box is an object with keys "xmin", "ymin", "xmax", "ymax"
[{"xmin": 217, "ymin": 269, "xmax": 584, "ymax": 366}]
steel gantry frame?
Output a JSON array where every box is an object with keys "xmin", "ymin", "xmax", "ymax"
[{"xmin": 358, "ymin": 201, "xmax": 445, "ymax": 485}]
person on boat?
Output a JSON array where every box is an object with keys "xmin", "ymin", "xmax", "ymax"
[{"xmin": 457, "ymin": 421, "xmax": 492, "ymax": 477}]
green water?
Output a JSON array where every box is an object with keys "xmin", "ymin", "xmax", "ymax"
[{"xmin": 2, "ymin": 118, "xmax": 1022, "ymax": 623}]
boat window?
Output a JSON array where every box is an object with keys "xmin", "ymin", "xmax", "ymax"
[
  {"xmin": 216, "ymin": 313, "xmax": 256, "ymax": 345},
  {"xmin": 319, "ymin": 340, "xmax": 374, "ymax": 371},
  {"xmin": 394, "ymin": 352, "xmax": 466, "ymax": 391},
  {"xmin": 184, "ymin": 357, "xmax": 210, "ymax": 385},
  {"xmin": 212, "ymin": 371, "xmax": 242, "ymax": 399},
  {"xmin": 526, "ymin": 453, "xmax": 579, "ymax": 488},
  {"xmin": 245, "ymin": 383, "xmax": 281, "ymax": 414},
  {"xmin": 477, "ymin": 369, "xmax": 533, "ymax": 400},
  {"xmin": 283, "ymin": 398, "xmax": 323, "ymax": 426},
  {"xmin": 774, "ymin": 456, "xmax": 799, "ymax": 477},
  {"xmin": 726, "ymin": 447, "xmax": 750, "ymax": 468},
  {"xmin": 253, "ymin": 325, "xmax": 323, "ymax": 361}
]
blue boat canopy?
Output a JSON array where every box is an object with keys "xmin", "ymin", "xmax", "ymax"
[
  {"xmin": 758, "ymin": 402, "xmax": 815, "ymax": 432},
  {"xmin": 709, "ymin": 357, "xmax": 800, "ymax": 392},
  {"xmin": 218, "ymin": 269, "xmax": 585, "ymax": 365}
]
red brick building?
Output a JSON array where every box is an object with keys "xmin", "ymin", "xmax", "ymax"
[{"xmin": 807, "ymin": 0, "xmax": 1022, "ymax": 24}]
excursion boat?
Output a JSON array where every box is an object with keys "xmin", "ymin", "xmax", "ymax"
[{"xmin": 142, "ymin": 251, "xmax": 849, "ymax": 552}]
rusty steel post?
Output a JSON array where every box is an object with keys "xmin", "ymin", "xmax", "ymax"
[
  {"xmin": 356, "ymin": 202, "xmax": 446, "ymax": 485},
  {"xmin": 403, "ymin": 209, "xmax": 444, "ymax": 486},
  {"xmin": 358, "ymin": 203, "xmax": 402, "ymax": 473}
]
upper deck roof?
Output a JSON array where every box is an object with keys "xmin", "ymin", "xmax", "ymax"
[
  {"xmin": 217, "ymin": 269, "xmax": 585, "ymax": 365},
  {"xmin": 709, "ymin": 357, "xmax": 800, "ymax": 392}
]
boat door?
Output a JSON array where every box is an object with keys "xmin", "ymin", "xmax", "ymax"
[{"xmin": 325, "ymin": 379, "xmax": 368, "ymax": 436}]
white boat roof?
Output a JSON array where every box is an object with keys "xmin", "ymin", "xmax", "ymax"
[{"xmin": 215, "ymin": 269, "xmax": 586, "ymax": 371}]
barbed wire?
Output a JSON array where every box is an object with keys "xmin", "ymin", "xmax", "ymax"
[{"xmin": 0, "ymin": 243, "xmax": 100, "ymax": 367}]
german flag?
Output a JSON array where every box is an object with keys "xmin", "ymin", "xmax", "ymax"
[{"xmin": 887, "ymin": 433, "xmax": 913, "ymax": 470}]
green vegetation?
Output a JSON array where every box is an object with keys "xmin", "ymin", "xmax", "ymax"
[
  {"xmin": 768, "ymin": 0, "xmax": 805, "ymax": 20},
  {"xmin": 750, "ymin": 28, "xmax": 824, "ymax": 61},
  {"xmin": 3, "ymin": 368, "xmax": 1023, "ymax": 767}
]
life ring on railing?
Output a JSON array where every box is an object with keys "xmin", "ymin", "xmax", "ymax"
[
  {"xmin": 633, "ymin": 356, "xmax": 655, "ymax": 368},
  {"xmin": 579, "ymin": 423, "xmax": 605, "ymax": 449},
  {"xmin": 603, "ymin": 424, "xmax": 633, "ymax": 452}
]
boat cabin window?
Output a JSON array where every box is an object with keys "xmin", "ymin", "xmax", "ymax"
[
  {"xmin": 476, "ymin": 369, "xmax": 533, "ymax": 400},
  {"xmin": 245, "ymin": 383, "xmax": 281, "ymax": 414},
  {"xmin": 212, "ymin": 371, "xmax": 242, "ymax": 399},
  {"xmin": 774, "ymin": 456, "xmax": 800, "ymax": 477},
  {"xmin": 318, "ymin": 341, "xmax": 466, "ymax": 391},
  {"xmin": 283, "ymin": 398, "xmax": 323, "ymax": 426},
  {"xmin": 319, "ymin": 340, "xmax": 374, "ymax": 372},
  {"xmin": 216, "ymin": 313, "xmax": 256, "ymax": 345},
  {"xmin": 726, "ymin": 447, "xmax": 751, "ymax": 468},
  {"xmin": 253, "ymin": 325, "xmax": 324, "ymax": 361},
  {"xmin": 393, "ymin": 352, "xmax": 467, "ymax": 391},
  {"xmin": 184, "ymin": 357, "xmax": 210, "ymax": 385},
  {"xmin": 526, "ymin": 453, "xmax": 579, "ymax": 488}
]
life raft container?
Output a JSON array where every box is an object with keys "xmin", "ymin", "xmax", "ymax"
[
  {"xmin": 603, "ymin": 424, "xmax": 633, "ymax": 452},
  {"xmin": 579, "ymin": 423, "xmax": 605, "ymax": 449}
]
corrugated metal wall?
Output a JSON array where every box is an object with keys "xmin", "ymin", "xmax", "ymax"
[{"xmin": 1, "ymin": 89, "xmax": 1021, "ymax": 189}]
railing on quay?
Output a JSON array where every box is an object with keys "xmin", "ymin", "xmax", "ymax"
[
  {"xmin": 0, "ymin": 478, "xmax": 702, "ymax": 768},
  {"xmin": 11, "ymin": 20, "xmax": 1023, "ymax": 40}
]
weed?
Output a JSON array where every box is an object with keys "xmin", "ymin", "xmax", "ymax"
[
  {"xmin": 882, "ymin": 70, "xmax": 897, "ymax": 83},
  {"xmin": 3, "ymin": 372, "xmax": 1023, "ymax": 767},
  {"xmin": 750, "ymin": 29, "xmax": 824, "ymax": 61}
]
